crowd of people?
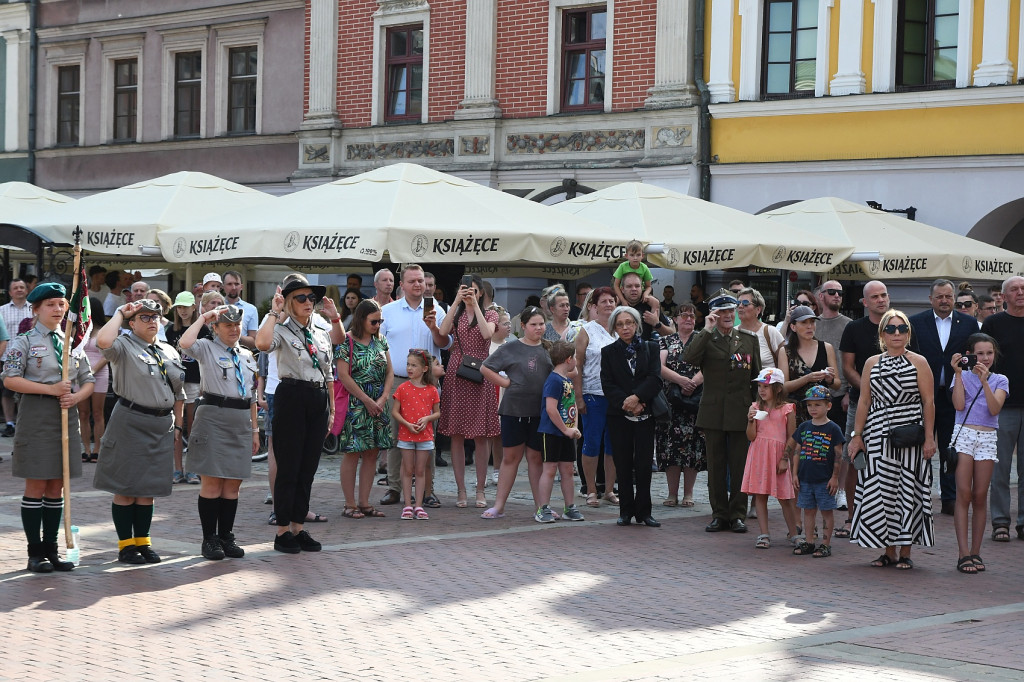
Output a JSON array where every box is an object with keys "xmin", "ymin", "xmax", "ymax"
[{"xmin": 3, "ymin": 260, "xmax": 1022, "ymax": 576}]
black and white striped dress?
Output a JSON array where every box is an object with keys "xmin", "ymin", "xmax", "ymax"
[{"xmin": 851, "ymin": 352, "xmax": 934, "ymax": 548}]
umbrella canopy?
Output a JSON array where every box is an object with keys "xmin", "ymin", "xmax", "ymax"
[
  {"xmin": 24, "ymin": 171, "xmax": 277, "ymax": 256},
  {"xmin": 552, "ymin": 183, "xmax": 855, "ymax": 272},
  {"xmin": 0, "ymin": 182, "xmax": 74, "ymax": 227},
  {"xmin": 761, "ymin": 197, "xmax": 1024, "ymax": 280},
  {"xmin": 159, "ymin": 163, "xmax": 627, "ymax": 265}
]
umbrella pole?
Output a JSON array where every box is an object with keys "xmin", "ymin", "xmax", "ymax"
[{"xmin": 61, "ymin": 233, "xmax": 82, "ymax": 550}]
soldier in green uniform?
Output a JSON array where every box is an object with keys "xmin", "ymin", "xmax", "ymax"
[
  {"xmin": 685, "ymin": 290, "xmax": 761, "ymax": 533},
  {"xmin": 3, "ymin": 283, "xmax": 94, "ymax": 572},
  {"xmin": 94, "ymin": 298, "xmax": 186, "ymax": 565}
]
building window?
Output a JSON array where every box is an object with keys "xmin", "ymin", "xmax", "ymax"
[
  {"xmin": 896, "ymin": 0, "xmax": 957, "ymax": 89},
  {"xmin": 174, "ymin": 51, "xmax": 202, "ymax": 137},
  {"xmin": 56, "ymin": 65, "xmax": 80, "ymax": 145},
  {"xmin": 227, "ymin": 45, "xmax": 257, "ymax": 134},
  {"xmin": 762, "ymin": 0, "xmax": 817, "ymax": 98},
  {"xmin": 112, "ymin": 58, "xmax": 137, "ymax": 142},
  {"xmin": 560, "ymin": 7, "xmax": 606, "ymax": 111},
  {"xmin": 384, "ymin": 25, "xmax": 423, "ymax": 122}
]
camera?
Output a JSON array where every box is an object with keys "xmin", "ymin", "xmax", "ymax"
[{"xmin": 959, "ymin": 354, "xmax": 978, "ymax": 370}]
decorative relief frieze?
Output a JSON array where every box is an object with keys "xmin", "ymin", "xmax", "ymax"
[
  {"xmin": 374, "ymin": 0, "xmax": 430, "ymax": 17},
  {"xmin": 459, "ymin": 136, "xmax": 490, "ymax": 155},
  {"xmin": 651, "ymin": 125, "xmax": 692, "ymax": 148},
  {"xmin": 505, "ymin": 129, "xmax": 645, "ymax": 154},
  {"xmin": 346, "ymin": 138, "xmax": 454, "ymax": 160}
]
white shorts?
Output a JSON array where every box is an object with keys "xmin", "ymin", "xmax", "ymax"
[
  {"xmin": 398, "ymin": 440, "xmax": 434, "ymax": 451},
  {"xmin": 951, "ymin": 426, "xmax": 998, "ymax": 462}
]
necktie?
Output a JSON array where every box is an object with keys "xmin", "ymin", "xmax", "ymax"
[
  {"xmin": 49, "ymin": 331, "xmax": 63, "ymax": 372},
  {"xmin": 148, "ymin": 344, "xmax": 168, "ymax": 382},
  {"xmin": 229, "ymin": 348, "xmax": 246, "ymax": 398},
  {"xmin": 301, "ymin": 327, "xmax": 321, "ymax": 370}
]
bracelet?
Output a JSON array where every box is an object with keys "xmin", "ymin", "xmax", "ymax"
[
  {"xmin": 267, "ymin": 311, "xmax": 280, "ymax": 318},
  {"xmin": 174, "ymin": 425, "xmax": 182, "ymax": 431},
  {"xmin": 252, "ymin": 429, "xmax": 260, "ymax": 433},
  {"xmin": 330, "ymin": 317, "xmax": 341, "ymax": 323}
]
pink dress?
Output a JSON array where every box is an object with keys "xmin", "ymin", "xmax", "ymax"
[
  {"xmin": 438, "ymin": 308, "xmax": 500, "ymax": 438},
  {"xmin": 741, "ymin": 402, "xmax": 795, "ymax": 499}
]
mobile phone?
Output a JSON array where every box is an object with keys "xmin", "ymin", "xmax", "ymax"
[
  {"xmin": 460, "ymin": 275, "xmax": 473, "ymax": 288},
  {"xmin": 959, "ymin": 354, "xmax": 978, "ymax": 370},
  {"xmin": 423, "ymin": 296, "xmax": 434, "ymax": 313}
]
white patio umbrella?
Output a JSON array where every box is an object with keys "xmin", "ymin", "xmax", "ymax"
[
  {"xmin": 552, "ymin": 183, "xmax": 855, "ymax": 272},
  {"xmin": 159, "ymin": 163, "xmax": 628, "ymax": 266},
  {"xmin": 24, "ymin": 171, "xmax": 277, "ymax": 256},
  {"xmin": 0, "ymin": 182, "xmax": 74, "ymax": 229},
  {"xmin": 761, "ymin": 197, "xmax": 1024, "ymax": 280}
]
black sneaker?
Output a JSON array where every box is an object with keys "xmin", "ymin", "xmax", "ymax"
[
  {"xmin": 219, "ymin": 532, "xmax": 245, "ymax": 558},
  {"xmin": 118, "ymin": 546, "xmax": 146, "ymax": 565},
  {"xmin": 294, "ymin": 530, "xmax": 322, "ymax": 552},
  {"xmin": 201, "ymin": 535, "xmax": 225, "ymax": 561},
  {"xmin": 1, "ymin": 423, "xmax": 14, "ymax": 438},
  {"xmin": 274, "ymin": 531, "xmax": 301, "ymax": 554},
  {"xmin": 137, "ymin": 545, "xmax": 162, "ymax": 563}
]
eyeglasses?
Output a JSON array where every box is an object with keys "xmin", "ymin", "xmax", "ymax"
[
  {"xmin": 135, "ymin": 314, "xmax": 160, "ymax": 323},
  {"xmin": 954, "ymin": 301, "xmax": 975, "ymax": 309},
  {"xmin": 738, "ymin": 299, "xmax": 754, "ymax": 307},
  {"xmin": 368, "ymin": 319, "xmax": 382, "ymax": 326},
  {"xmin": 677, "ymin": 312, "xmax": 696, "ymax": 319},
  {"xmin": 823, "ymin": 289, "xmax": 842, "ymax": 296},
  {"xmin": 292, "ymin": 293, "xmax": 319, "ymax": 304},
  {"xmin": 883, "ymin": 324, "xmax": 910, "ymax": 334},
  {"xmin": 614, "ymin": 319, "xmax": 637, "ymax": 328}
]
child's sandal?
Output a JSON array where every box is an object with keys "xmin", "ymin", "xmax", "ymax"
[
  {"xmin": 812, "ymin": 544, "xmax": 832, "ymax": 558},
  {"xmin": 755, "ymin": 534, "xmax": 770, "ymax": 549},
  {"xmin": 414, "ymin": 507, "xmax": 429, "ymax": 520},
  {"xmin": 793, "ymin": 541, "xmax": 815, "ymax": 555},
  {"xmin": 400, "ymin": 506, "xmax": 414, "ymax": 520}
]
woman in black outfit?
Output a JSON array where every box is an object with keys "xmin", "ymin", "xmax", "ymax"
[{"xmin": 601, "ymin": 306, "xmax": 663, "ymax": 527}]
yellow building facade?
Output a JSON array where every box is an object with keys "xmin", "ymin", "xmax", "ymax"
[{"xmin": 703, "ymin": 0, "xmax": 1024, "ymax": 257}]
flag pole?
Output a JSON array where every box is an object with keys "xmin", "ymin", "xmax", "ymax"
[{"xmin": 61, "ymin": 227, "xmax": 82, "ymax": 550}]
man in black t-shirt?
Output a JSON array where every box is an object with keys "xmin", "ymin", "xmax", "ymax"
[
  {"xmin": 981, "ymin": 275, "xmax": 1024, "ymax": 541},
  {"xmin": 621, "ymin": 272, "xmax": 672, "ymax": 340}
]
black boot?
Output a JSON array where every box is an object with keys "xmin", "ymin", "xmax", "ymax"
[
  {"xmin": 27, "ymin": 543, "xmax": 54, "ymax": 573},
  {"xmin": 44, "ymin": 542, "xmax": 74, "ymax": 571}
]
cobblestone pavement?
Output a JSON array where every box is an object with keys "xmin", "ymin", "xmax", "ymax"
[{"xmin": 1, "ymin": 441, "xmax": 1022, "ymax": 681}]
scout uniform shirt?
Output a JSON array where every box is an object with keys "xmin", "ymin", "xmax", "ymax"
[
  {"xmin": 3, "ymin": 322, "xmax": 94, "ymax": 388},
  {"xmin": 103, "ymin": 333, "xmax": 186, "ymax": 408},
  {"xmin": 189, "ymin": 336, "xmax": 258, "ymax": 401},
  {"xmin": 684, "ymin": 325, "xmax": 761, "ymax": 431},
  {"xmin": 267, "ymin": 317, "xmax": 333, "ymax": 384}
]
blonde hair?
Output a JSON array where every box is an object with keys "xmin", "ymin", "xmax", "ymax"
[
  {"xmin": 200, "ymin": 290, "xmax": 225, "ymax": 311},
  {"xmin": 877, "ymin": 309, "xmax": 912, "ymax": 350}
]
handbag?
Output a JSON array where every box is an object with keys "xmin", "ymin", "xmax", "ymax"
[
  {"xmin": 888, "ymin": 423, "xmax": 926, "ymax": 449},
  {"xmin": 330, "ymin": 335, "xmax": 355, "ymax": 436},
  {"xmin": 455, "ymin": 331, "xmax": 484, "ymax": 384},
  {"xmin": 652, "ymin": 389, "xmax": 671, "ymax": 423},
  {"xmin": 665, "ymin": 382, "xmax": 702, "ymax": 413}
]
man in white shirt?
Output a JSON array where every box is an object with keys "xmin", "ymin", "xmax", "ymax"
[
  {"xmin": 222, "ymin": 270, "xmax": 260, "ymax": 349},
  {"xmin": 0, "ymin": 279, "xmax": 33, "ymax": 435},
  {"xmin": 372, "ymin": 268, "xmax": 395, "ymax": 308},
  {"xmin": 379, "ymin": 264, "xmax": 452, "ymax": 506}
]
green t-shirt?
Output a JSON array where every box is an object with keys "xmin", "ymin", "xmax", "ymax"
[{"xmin": 612, "ymin": 260, "xmax": 653, "ymax": 284}]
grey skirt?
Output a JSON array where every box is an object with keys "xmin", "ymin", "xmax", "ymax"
[
  {"xmin": 187, "ymin": 403, "xmax": 253, "ymax": 480},
  {"xmin": 12, "ymin": 394, "xmax": 83, "ymax": 480},
  {"xmin": 93, "ymin": 402, "xmax": 174, "ymax": 497}
]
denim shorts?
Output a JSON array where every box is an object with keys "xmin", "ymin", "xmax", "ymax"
[
  {"xmin": 500, "ymin": 415, "xmax": 542, "ymax": 450},
  {"xmin": 797, "ymin": 480, "xmax": 837, "ymax": 511},
  {"xmin": 581, "ymin": 394, "xmax": 612, "ymax": 457},
  {"xmin": 398, "ymin": 439, "xmax": 435, "ymax": 451},
  {"xmin": 265, "ymin": 394, "xmax": 275, "ymax": 436}
]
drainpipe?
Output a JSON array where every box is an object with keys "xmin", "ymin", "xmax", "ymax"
[
  {"xmin": 693, "ymin": 0, "xmax": 711, "ymax": 201},
  {"xmin": 27, "ymin": 0, "xmax": 38, "ymax": 184}
]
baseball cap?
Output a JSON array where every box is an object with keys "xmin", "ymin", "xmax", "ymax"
[
  {"xmin": 790, "ymin": 305, "xmax": 818, "ymax": 322},
  {"xmin": 203, "ymin": 272, "xmax": 223, "ymax": 286},
  {"xmin": 753, "ymin": 368, "xmax": 784, "ymax": 385},
  {"xmin": 803, "ymin": 385, "xmax": 832, "ymax": 401}
]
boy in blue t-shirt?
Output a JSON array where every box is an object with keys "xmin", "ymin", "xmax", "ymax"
[
  {"xmin": 788, "ymin": 385, "xmax": 845, "ymax": 558},
  {"xmin": 612, "ymin": 240, "xmax": 653, "ymax": 306},
  {"xmin": 535, "ymin": 341, "xmax": 583, "ymax": 523}
]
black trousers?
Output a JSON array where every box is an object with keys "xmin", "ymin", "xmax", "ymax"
[
  {"xmin": 935, "ymin": 392, "xmax": 956, "ymax": 502},
  {"xmin": 272, "ymin": 382, "xmax": 329, "ymax": 527},
  {"xmin": 704, "ymin": 429, "xmax": 749, "ymax": 522},
  {"xmin": 608, "ymin": 414, "xmax": 654, "ymax": 521}
]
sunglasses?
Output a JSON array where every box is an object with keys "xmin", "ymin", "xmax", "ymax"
[
  {"xmin": 954, "ymin": 301, "xmax": 975, "ymax": 308},
  {"xmin": 823, "ymin": 289, "xmax": 842, "ymax": 296},
  {"xmin": 738, "ymin": 299, "xmax": 754, "ymax": 307},
  {"xmin": 292, "ymin": 293, "xmax": 319, "ymax": 304},
  {"xmin": 135, "ymin": 314, "xmax": 160, "ymax": 323},
  {"xmin": 883, "ymin": 323, "xmax": 910, "ymax": 334},
  {"xmin": 368, "ymin": 319, "xmax": 382, "ymax": 326}
]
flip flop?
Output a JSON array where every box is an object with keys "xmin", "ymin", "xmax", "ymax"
[{"xmin": 480, "ymin": 507, "xmax": 504, "ymax": 519}]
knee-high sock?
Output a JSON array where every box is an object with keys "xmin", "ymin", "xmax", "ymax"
[
  {"xmin": 21, "ymin": 497, "xmax": 43, "ymax": 544},
  {"xmin": 198, "ymin": 496, "xmax": 220, "ymax": 537},
  {"xmin": 218, "ymin": 497, "xmax": 238, "ymax": 536},
  {"xmin": 111, "ymin": 502, "xmax": 135, "ymax": 549},
  {"xmin": 132, "ymin": 503, "xmax": 154, "ymax": 546},
  {"xmin": 41, "ymin": 497, "xmax": 64, "ymax": 544}
]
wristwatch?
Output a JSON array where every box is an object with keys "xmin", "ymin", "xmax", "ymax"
[{"xmin": 849, "ymin": 430, "xmax": 858, "ymax": 437}]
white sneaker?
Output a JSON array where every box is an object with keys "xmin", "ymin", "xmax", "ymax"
[
  {"xmin": 836, "ymin": 489, "xmax": 848, "ymax": 510},
  {"xmin": 492, "ymin": 471, "xmax": 500, "ymax": 484}
]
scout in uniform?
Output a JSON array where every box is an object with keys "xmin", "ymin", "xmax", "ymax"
[
  {"xmin": 3, "ymin": 282, "xmax": 94, "ymax": 572},
  {"xmin": 179, "ymin": 304, "xmax": 259, "ymax": 560},
  {"xmin": 94, "ymin": 298, "xmax": 186, "ymax": 565},
  {"xmin": 255, "ymin": 274, "xmax": 339, "ymax": 555},
  {"xmin": 684, "ymin": 290, "xmax": 762, "ymax": 532}
]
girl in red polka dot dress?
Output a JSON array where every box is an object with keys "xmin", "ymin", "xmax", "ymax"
[{"xmin": 392, "ymin": 350, "xmax": 441, "ymax": 520}]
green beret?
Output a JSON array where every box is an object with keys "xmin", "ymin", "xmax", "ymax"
[{"xmin": 26, "ymin": 282, "xmax": 67, "ymax": 303}]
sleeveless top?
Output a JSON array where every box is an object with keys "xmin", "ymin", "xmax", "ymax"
[{"xmin": 582, "ymin": 319, "xmax": 616, "ymax": 395}]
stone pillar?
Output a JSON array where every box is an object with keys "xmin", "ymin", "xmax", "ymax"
[
  {"xmin": 303, "ymin": 0, "xmax": 340, "ymax": 127},
  {"xmin": 455, "ymin": 0, "xmax": 501, "ymax": 119},
  {"xmin": 829, "ymin": 0, "xmax": 866, "ymax": 95},
  {"xmin": 644, "ymin": 0, "xmax": 698, "ymax": 108},
  {"xmin": 706, "ymin": 0, "xmax": 736, "ymax": 103},
  {"xmin": 972, "ymin": 0, "xmax": 1014, "ymax": 86},
  {"xmin": 3, "ymin": 29, "xmax": 26, "ymax": 152}
]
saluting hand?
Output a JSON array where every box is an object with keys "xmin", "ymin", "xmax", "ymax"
[
  {"xmin": 271, "ymin": 286, "xmax": 285, "ymax": 314},
  {"xmin": 321, "ymin": 296, "xmax": 339, "ymax": 319},
  {"xmin": 120, "ymin": 301, "xmax": 144, "ymax": 317}
]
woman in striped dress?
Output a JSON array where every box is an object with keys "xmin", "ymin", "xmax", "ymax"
[{"xmin": 848, "ymin": 309, "xmax": 936, "ymax": 570}]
